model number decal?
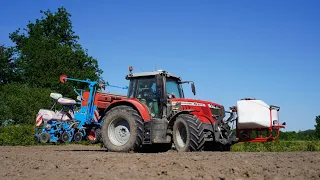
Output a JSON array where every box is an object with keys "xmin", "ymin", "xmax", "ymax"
[
  {"xmin": 172, "ymin": 101, "xmax": 206, "ymax": 107},
  {"xmin": 208, "ymin": 104, "xmax": 221, "ymax": 109}
]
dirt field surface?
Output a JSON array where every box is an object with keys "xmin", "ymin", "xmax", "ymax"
[{"xmin": 0, "ymin": 145, "xmax": 319, "ymax": 180}]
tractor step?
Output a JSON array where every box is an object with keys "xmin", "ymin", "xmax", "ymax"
[{"xmin": 143, "ymin": 121, "xmax": 151, "ymax": 144}]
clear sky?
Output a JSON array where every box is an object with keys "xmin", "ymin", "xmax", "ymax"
[{"xmin": 1, "ymin": 0, "xmax": 319, "ymax": 131}]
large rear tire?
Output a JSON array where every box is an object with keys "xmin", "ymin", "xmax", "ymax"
[
  {"xmin": 172, "ymin": 114, "xmax": 205, "ymax": 152},
  {"xmin": 101, "ymin": 105, "xmax": 144, "ymax": 152}
]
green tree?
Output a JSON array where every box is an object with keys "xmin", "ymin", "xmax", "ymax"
[
  {"xmin": 0, "ymin": 45, "xmax": 20, "ymax": 84},
  {"xmin": 315, "ymin": 115, "xmax": 320, "ymax": 139},
  {"xmin": 8, "ymin": 7, "xmax": 103, "ymax": 97}
]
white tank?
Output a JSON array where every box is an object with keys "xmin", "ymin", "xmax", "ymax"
[
  {"xmin": 236, "ymin": 99, "xmax": 279, "ymax": 129},
  {"xmin": 57, "ymin": 97, "xmax": 77, "ymax": 105},
  {"xmin": 56, "ymin": 111, "xmax": 74, "ymax": 121},
  {"xmin": 37, "ymin": 109, "xmax": 75, "ymax": 122},
  {"xmin": 50, "ymin": 93, "xmax": 62, "ymax": 100},
  {"xmin": 38, "ymin": 109, "xmax": 58, "ymax": 121}
]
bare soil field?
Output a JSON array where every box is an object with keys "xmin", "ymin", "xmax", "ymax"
[{"xmin": 0, "ymin": 145, "xmax": 319, "ymax": 180}]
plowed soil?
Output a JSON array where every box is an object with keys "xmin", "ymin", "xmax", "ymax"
[{"xmin": 0, "ymin": 145, "xmax": 319, "ymax": 180}]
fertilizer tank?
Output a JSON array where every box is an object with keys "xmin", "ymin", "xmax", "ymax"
[{"xmin": 236, "ymin": 99, "xmax": 279, "ymax": 129}]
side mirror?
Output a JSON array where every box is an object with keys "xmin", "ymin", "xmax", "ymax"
[
  {"xmin": 155, "ymin": 74, "xmax": 163, "ymax": 88},
  {"xmin": 191, "ymin": 82, "xmax": 196, "ymax": 95}
]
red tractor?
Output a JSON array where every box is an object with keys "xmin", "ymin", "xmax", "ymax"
[{"xmin": 100, "ymin": 67, "xmax": 285, "ymax": 152}]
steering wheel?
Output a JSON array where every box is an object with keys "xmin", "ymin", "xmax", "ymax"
[{"xmin": 141, "ymin": 89, "xmax": 156, "ymax": 100}]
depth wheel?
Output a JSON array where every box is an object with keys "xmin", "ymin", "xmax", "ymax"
[
  {"xmin": 73, "ymin": 132, "xmax": 82, "ymax": 142},
  {"xmin": 101, "ymin": 105, "xmax": 144, "ymax": 152},
  {"xmin": 39, "ymin": 132, "xmax": 50, "ymax": 143},
  {"xmin": 61, "ymin": 132, "xmax": 71, "ymax": 142},
  {"xmin": 34, "ymin": 135, "xmax": 40, "ymax": 143},
  {"xmin": 172, "ymin": 114, "xmax": 205, "ymax": 152}
]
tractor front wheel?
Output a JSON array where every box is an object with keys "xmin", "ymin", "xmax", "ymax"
[
  {"xmin": 101, "ymin": 105, "xmax": 144, "ymax": 152},
  {"xmin": 172, "ymin": 114, "xmax": 205, "ymax": 152}
]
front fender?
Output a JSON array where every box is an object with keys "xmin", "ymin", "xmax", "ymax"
[
  {"xmin": 106, "ymin": 99, "xmax": 151, "ymax": 121},
  {"xmin": 168, "ymin": 110, "xmax": 199, "ymax": 126}
]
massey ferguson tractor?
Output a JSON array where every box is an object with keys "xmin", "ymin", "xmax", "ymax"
[{"xmin": 60, "ymin": 67, "xmax": 286, "ymax": 152}]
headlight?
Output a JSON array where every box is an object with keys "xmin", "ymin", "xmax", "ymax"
[
  {"xmin": 172, "ymin": 102, "xmax": 181, "ymax": 111},
  {"xmin": 209, "ymin": 104, "xmax": 225, "ymax": 119}
]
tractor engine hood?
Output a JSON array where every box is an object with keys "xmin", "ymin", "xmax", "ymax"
[{"xmin": 170, "ymin": 98, "xmax": 226, "ymax": 121}]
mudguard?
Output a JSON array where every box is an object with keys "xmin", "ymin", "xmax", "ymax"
[
  {"xmin": 168, "ymin": 110, "xmax": 199, "ymax": 124},
  {"xmin": 105, "ymin": 99, "xmax": 151, "ymax": 121}
]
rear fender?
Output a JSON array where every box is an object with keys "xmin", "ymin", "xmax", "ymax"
[{"xmin": 105, "ymin": 99, "xmax": 151, "ymax": 121}]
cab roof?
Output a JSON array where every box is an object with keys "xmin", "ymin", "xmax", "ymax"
[{"xmin": 126, "ymin": 70, "xmax": 181, "ymax": 80}]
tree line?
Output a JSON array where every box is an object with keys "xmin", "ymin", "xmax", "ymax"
[{"xmin": 0, "ymin": 7, "xmax": 103, "ymax": 125}]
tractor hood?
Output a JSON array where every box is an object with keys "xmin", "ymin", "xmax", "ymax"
[{"xmin": 170, "ymin": 98, "xmax": 226, "ymax": 121}]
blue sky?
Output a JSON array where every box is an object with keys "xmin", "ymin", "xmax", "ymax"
[{"xmin": 1, "ymin": 0, "xmax": 319, "ymax": 131}]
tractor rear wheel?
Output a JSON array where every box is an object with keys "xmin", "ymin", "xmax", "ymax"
[
  {"xmin": 101, "ymin": 105, "xmax": 144, "ymax": 152},
  {"xmin": 172, "ymin": 114, "xmax": 205, "ymax": 152}
]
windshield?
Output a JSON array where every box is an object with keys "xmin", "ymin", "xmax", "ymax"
[{"xmin": 166, "ymin": 78, "xmax": 183, "ymax": 98}]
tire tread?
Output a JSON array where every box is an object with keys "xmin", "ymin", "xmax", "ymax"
[
  {"xmin": 176, "ymin": 114, "xmax": 205, "ymax": 152},
  {"xmin": 101, "ymin": 105, "xmax": 144, "ymax": 152}
]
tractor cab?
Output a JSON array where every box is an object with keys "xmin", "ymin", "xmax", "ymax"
[{"xmin": 125, "ymin": 67, "xmax": 195, "ymax": 118}]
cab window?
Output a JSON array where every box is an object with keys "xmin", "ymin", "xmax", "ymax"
[{"xmin": 166, "ymin": 78, "xmax": 182, "ymax": 98}]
